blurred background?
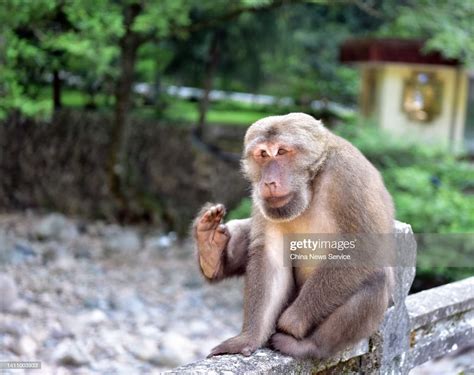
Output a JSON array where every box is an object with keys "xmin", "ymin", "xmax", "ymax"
[{"xmin": 0, "ymin": 0, "xmax": 473, "ymax": 373}]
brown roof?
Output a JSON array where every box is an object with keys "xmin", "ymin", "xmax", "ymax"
[{"xmin": 340, "ymin": 38, "xmax": 460, "ymax": 66}]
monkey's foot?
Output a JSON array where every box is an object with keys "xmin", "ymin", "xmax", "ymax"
[
  {"xmin": 271, "ymin": 333, "xmax": 320, "ymax": 359},
  {"xmin": 270, "ymin": 333, "xmax": 299, "ymax": 355},
  {"xmin": 208, "ymin": 334, "xmax": 258, "ymax": 357},
  {"xmin": 277, "ymin": 307, "xmax": 310, "ymax": 339}
]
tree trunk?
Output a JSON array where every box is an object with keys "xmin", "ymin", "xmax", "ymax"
[
  {"xmin": 106, "ymin": 3, "xmax": 142, "ymax": 218},
  {"xmin": 196, "ymin": 30, "xmax": 222, "ymax": 137},
  {"xmin": 52, "ymin": 69, "xmax": 62, "ymax": 112}
]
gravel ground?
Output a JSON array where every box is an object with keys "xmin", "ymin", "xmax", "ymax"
[
  {"xmin": 0, "ymin": 212, "xmax": 472, "ymax": 374},
  {"xmin": 0, "ymin": 212, "xmax": 243, "ymax": 374}
]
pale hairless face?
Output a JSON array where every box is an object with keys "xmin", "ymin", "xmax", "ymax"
[
  {"xmin": 241, "ymin": 113, "xmax": 328, "ymax": 222},
  {"xmin": 250, "ymin": 141, "xmax": 296, "ymax": 207}
]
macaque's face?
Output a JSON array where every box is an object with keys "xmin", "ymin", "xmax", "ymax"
[
  {"xmin": 242, "ymin": 114, "xmax": 327, "ymax": 222},
  {"xmin": 244, "ymin": 136, "xmax": 312, "ymax": 222}
]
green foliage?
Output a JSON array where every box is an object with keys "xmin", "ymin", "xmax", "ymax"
[
  {"xmin": 0, "ymin": 0, "xmax": 193, "ymax": 117},
  {"xmin": 381, "ymin": 0, "xmax": 474, "ymax": 67},
  {"xmin": 2, "ymin": 0, "xmax": 474, "ymax": 119},
  {"xmin": 227, "ymin": 198, "xmax": 252, "ymax": 221}
]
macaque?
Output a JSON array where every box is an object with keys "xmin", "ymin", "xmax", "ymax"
[{"xmin": 193, "ymin": 113, "xmax": 394, "ymax": 359}]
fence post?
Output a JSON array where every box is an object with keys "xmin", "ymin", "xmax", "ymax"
[{"xmin": 362, "ymin": 222, "xmax": 417, "ymax": 374}]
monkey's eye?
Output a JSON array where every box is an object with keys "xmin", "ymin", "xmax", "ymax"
[
  {"xmin": 260, "ymin": 150, "xmax": 268, "ymax": 158},
  {"xmin": 277, "ymin": 148, "xmax": 287, "ymax": 156}
]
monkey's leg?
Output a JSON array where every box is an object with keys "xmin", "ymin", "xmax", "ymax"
[
  {"xmin": 193, "ymin": 203, "xmax": 251, "ymax": 281},
  {"xmin": 209, "ymin": 246, "xmax": 294, "ymax": 357},
  {"xmin": 272, "ymin": 273, "xmax": 389, "ymax": 359},
  {"xmin": 276, "ymin": 266, "xmax": 386, "ymax": 339}
]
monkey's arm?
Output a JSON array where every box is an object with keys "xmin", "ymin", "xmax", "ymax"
[{"xmin": 193, "ymin": 203, "xmax": 251, "ymax": 282}]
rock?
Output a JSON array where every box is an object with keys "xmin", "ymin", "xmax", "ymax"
[
  {"xmin": 79, "ymin": 309, "xmax": 107, "ymax": 325},
  {"xmin": 0, "ymin": 320, "xmax": 25, "ymax": 336},
  {"xmin": 10, "ymin": 336, "xmax": 37, "ymax": 357},
  {"xmin": 157, "ymin": 332, "xmax": 195, "ymax": 367},
  {"xmin": 99, "ymin": 331, "xmax": 129, "ymax": 357},
  {"xmin": 0, "ymin": 234, "xmax": 11, "ymax": 263},
  {"xmin": 59, "ymin": 315, "xmax": 86, "ymax": 337},
  {"xmin": 138, "ymin": 324, "xmax": 161, "ymax": 338},
  {"xmin": 70, "ymin": 239, "xmax": 92, "ymax": 259},
  {"xmin": 125, "ymin": 337, "xmax": 160, "ymax": 363},
  {"xmin": 10, "ymin": 241, "xmax": 37, "ymax": 264},
  {"xmin": 30, "ymin": 327, "xmax": 49, "ymax": 344},
  {"xmin": 52, "ymin": 255, "xmax": 76, "ymax": 271},
  {"xmin": 0, "ymin": 235, "xmax": 36, "ymax": 265},
  {"xmin": 0, "ymin": 275, "xmax": 18, "ymax": 311},
  {"xmin": 103, "ymin": 228, "xmax": 141, "ymax": 253},
  {"xmin": 8, "ymin": 299, "xmax": 30, "ymax": 316},
  {"xmin": 109, "ymin": 290, "xmax": 145, "ymax": 314},
  {"xmin": 52, "ymin": 340, "xmax": 90, "ymax": 367},
  {"xmin": 34, "ymin": 213, "xmax": 79, "ymax": 241},
  {"xmin": 188, "ymin": 320, "xmax": 209, "ymax": 336},
  {"xmin": 41, "ymin": 243, "xmax": 66, "ymax": 264},
  {"xmin": 82, "ymin": 296, "xmax": 109, "ymax": 310},
  {"xmin": 145, "ymin": 232, "xmax": 177, "ymax": 250}
]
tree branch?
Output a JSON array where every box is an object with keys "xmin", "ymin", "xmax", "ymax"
[
  {"xmin": 349, "ymin": 0, "xmax": 384, "ymax": 19},
  {"xmin": 170, "ymin": 0, "xmax": 300, "ymax": 38}
]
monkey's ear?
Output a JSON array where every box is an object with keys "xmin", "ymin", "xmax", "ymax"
[
  {"xmin": 240, "ymin": 159, "xmax": 253, "ymax": 181},
  {"xmin": 309, "ymin": 154, "xmax": 327, "ymax": 180}
]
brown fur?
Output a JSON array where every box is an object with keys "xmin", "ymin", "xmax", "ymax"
[{"xmin": 192, "ymin": 113, "xmax": 394, "ymax": 359}]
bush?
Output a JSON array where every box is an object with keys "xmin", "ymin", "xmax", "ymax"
[{"xmin": 227, "ymin": 198, "xmax": 252, "ymax": 221}]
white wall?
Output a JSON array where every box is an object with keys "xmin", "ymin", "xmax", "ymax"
[{"xmin": 367, "ymin": 63, "xmax": 467, "ymax": 152}]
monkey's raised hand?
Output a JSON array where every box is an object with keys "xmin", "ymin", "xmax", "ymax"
[{"xmin": 194, "ymin": 203, "xmax": 230, "ymax": 279}]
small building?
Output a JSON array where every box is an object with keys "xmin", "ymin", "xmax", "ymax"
[{"xmin": 340, "ymin": 38, "xmax": 474, "ymax": 153}]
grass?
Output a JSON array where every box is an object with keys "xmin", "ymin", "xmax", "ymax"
[
  {"xmin": 38, "ymin": 87, "xmax": 113, "ymax": 108},
  {"xmin": 163, "ymin": 98, "xmax": 275, "ymax": 126},
  {"xmin": 35, "ymin": 86, "xmax": 276, "ymax": 126}
]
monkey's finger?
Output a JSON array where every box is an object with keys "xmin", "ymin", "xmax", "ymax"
[
  {"xmin": 207, "ymin": 348, "xmax": 224, "ymax": 358},
  {"xmin": 208, "ymin": 340, "xmax": 234, "ymax": 357},
  {"xmin": 198, "ymin": 214, "xmax": 217, "ymax": 229},
  {"xmin": 209, "ymin": 206, "xmax": 218, "ymax": 216},
  {"xmin": 201, "ymin": 208, "xmax": 220, "ymax": 225},
  {"xmin": 211, "ymin": 204, "xmax": 225, "ymax": 221},
  {"xmin": 215, "ymin": 203, "xmax": 225, "ymax": 215},
  {"xmin": 207, "ymin": 346, "xmax": 235, "ymax": 357},
  {"xmin": 208, "ymin": 345, "xmax": 253, "ymax": 358},
  {"xmin": 216, "ymin": 224, "xmax": 230, "ymax": 236}
]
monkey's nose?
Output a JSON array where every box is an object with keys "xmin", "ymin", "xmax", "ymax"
[
  {"xmin": 264, "ymin": 182, "xmax": 278, "ymax": 195},
  {"xmin": 265, "ymin": 181, "xmax": 277, "ymax": 188}
]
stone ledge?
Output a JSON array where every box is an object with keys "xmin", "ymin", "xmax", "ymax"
[{"xmin": 166, "ymin": 340, "xmax": 368, "ymax": 375}]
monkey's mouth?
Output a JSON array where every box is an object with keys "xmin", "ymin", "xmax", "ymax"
[{"xmin": 265, "ymin": 193, "xmax": 293, "ymax": 208}]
